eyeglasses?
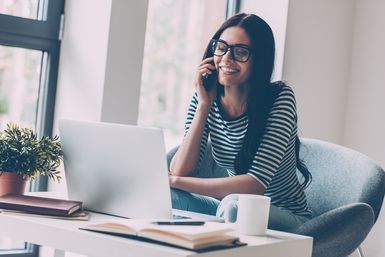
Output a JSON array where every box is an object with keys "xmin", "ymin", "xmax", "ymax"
[{"xmin": 210, "ymin": 39, "xmax": 252, "ymax": 63}]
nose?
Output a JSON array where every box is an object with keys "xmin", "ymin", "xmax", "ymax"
[{"xmin": 221, "ymin": 48, "xmax": 235, "ymax": 63}]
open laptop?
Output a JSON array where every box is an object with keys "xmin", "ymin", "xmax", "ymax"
[{"xmin": 59, "ymin": 119, "xmax": 222, "ymax": 221}]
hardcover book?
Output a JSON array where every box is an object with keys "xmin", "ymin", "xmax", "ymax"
[
  {"xmin": 0, "ymin": 209, "xmax": 89, "ymax": 220},
  {"xmin": 81, "ymin": 219, "xmax": 243, "ymax": 250},
  {"xmin": 0, "ymin": 194, "xmax": 82, "ymax": 216}
]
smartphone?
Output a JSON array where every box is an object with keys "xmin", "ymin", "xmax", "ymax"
[
  {"xmin": 203, "ymin": 41, "xmax": 218, "ymax": 91},
  {"xmin": 203, "ymin": 62, "xmax": 217, "ymax": 91}
]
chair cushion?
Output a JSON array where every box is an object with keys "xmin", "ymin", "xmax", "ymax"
[{"xmin": 292, "ymin": 203, "xmax": 374, "ymax": 257}]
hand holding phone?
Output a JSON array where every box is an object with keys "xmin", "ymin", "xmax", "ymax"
[
  {"xmin": 195, "ymin": 57, "xmax": 217, "ymax": 108},
  {"xmin": 202, "ymin": 62, "xmax": 217, "ymax": 91}
]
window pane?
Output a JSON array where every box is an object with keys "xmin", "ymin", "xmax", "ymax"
[
  {"xmin": 0, "ymin": 0, "xmax": 40, "ymax": 20},
  {"xmin": 0, "ymin": 45, "xmax": 42, "ymax": 131},
  {"xmin": 139, "ymin": 0, "xmax": 227, "ymax": 150},
  {"xmin": 0, "ymin": 45, "xmax": 42, "ymax": 251}
]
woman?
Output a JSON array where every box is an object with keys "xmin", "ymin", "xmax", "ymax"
[{"xmin": 169, "ymin": 13, "xmax": 312, "ymax": 231}]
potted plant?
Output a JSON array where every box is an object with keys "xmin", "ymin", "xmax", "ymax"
[{"xmin": 0, "ymin": 123, "xmax": 63, "ymax": 196}]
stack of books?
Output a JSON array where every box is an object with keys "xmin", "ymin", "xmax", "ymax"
[{"xmin": 0, "ymin": 194, "xmax": 87, "ymax": 220}]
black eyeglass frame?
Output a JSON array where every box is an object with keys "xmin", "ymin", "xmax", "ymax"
[{"xmin": 210, "ymin": 39, "xmax": 252, "ymax": 63}]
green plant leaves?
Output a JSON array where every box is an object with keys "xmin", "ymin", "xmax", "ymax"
[{"xmin": 0, "ymin": 123, "xmax": 63, "ymax": 182}]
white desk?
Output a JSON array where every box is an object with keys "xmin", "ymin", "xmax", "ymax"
[{"xmin": 0, "ymin": 211, "xmax": 312, "ymax": 257}]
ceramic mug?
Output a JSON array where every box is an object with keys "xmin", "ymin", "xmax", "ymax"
[
  {"xmin": 237, "ymin": 194, "xmax": 270, "ymax": 235},
  {"xmin": 221, "ymin": 194, "xmax": 271, "ymax": 236}
]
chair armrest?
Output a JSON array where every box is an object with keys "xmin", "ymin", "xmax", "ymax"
[
  {"xmin": 292, "ymin": 203, "xmax": 374, "ymax": 257},
  {"xmin": 166, "ymin": 146, "xmax": 179, "ymax": 170}
]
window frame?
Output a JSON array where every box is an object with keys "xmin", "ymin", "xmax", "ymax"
[
  {"xmin": 0, "ymin": 0, "xmax": 64, "ymax": 191},
  {"xmin": 0, "ymin": 0, "xmax": 64, "ymax": 256},
  {"xmin": 0, "ymin": 245, "xmax": 38, "ymax": 257},
  {"xmin": 226, "ymin": 0, "xmax": 240, "ymax": 18}
]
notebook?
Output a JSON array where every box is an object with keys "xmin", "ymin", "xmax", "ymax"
[
  {"xmin": 0, "ymin": 194, "xmax": 82, "ymax": 216},
  {"xmin": 80, "ymin": 219, "xmax": 240, "ymax": 250},
  {"xmin": 59, "ymin": 119, "xmax": 222, "ymax": 222}
]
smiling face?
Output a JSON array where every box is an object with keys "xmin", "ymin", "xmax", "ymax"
[{"xmin": 214, "ymin": 26, "xmax": 252, "ymax": 89}]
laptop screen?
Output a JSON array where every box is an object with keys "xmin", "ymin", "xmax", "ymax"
[{"xmin": 59, "ymin": 119, "xmax": 173, "ymax": 219}]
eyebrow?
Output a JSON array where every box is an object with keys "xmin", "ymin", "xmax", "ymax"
[{"xmin": 217, "ymin": 39, "xmax": 250, "ymax": 48}]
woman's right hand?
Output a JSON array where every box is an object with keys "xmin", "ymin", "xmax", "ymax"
[{"xmin": 194, "ymin": 57, "xmax": 217, "ymax": 110}]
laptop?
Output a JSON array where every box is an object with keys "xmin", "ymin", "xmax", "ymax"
[{"xmin": 59, "ymin": 119, "xmax": 222, "ymax": 221}]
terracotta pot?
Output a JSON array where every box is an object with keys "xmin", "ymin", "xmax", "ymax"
[{"xmin": 0, "ymin": 172, "xmax": 28, "ymax": 196}]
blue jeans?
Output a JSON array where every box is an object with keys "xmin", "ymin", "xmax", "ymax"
[{"xmin": 171, "ymin": 189, "xmax": 310, "ymax": 232}]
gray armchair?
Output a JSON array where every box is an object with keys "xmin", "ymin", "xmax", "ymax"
[
  {"xmin": 166, "ymin": 138, "xmax": 385, "ymax": 257},
  {"xmin": 293, "ymin": 138, "xmax": 385, "ymax": 257}
]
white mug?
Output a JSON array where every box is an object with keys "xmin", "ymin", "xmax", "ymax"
[{"xmin": 236, "ymin": 194, "xmax": 271, "ymax": 236}]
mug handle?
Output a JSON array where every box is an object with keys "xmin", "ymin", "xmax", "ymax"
[{"xmin": 216, "ymin": 194, "xmax": 239, "ymax": 223}]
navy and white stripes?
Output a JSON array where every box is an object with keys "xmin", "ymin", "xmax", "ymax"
[{"xmin": 184, "ymin": 85, "xmax": 311, "ymax": 217}]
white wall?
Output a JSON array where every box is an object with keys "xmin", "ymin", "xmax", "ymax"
[
  {"xmin": 283, "ymin": 0, "xmax": 356, "ymax": 144},
  {"xmin": 283, "ymin": 0, "xmax": 385, "ymax": 166},
  {"xmin": 100, "ymin": 1, "xmax": 147, "ymax": 124},
  {"xmin": 344, "ymin": 0, "xmax": 385, "ymax": 168},
  {"xmin": 53, "ymin": 0, "xmax": 112, "ymax": 127}
]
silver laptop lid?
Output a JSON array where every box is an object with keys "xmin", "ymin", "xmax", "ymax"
[{"xmin": 59, "ymin": 119, "xmax": 172, "ymax": 219}]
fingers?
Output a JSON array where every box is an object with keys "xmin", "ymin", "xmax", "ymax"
[
  {"xmin": 195, "ymin": 57, "xmax": 216, "ymax": 92},
  {"xmin": 198, "ymin": 58, "xmax": 216, "ymax": 78},
  {"xmin": 199, "ymin": 67, "xmax": 214, "ymax": 78},
  {"xmin": 200, "ymin": 56, "xmax": 214, "ymax": 65},
  {"xmin": 199, "ymin": 57, "xmax": 215, "ymax": 67}
]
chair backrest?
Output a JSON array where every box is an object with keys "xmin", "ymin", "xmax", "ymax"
[{"xmin": 299, "ymin": 138, "xmax": 385, "ymax": 221}]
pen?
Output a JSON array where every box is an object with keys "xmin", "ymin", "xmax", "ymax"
[{"xmin": 152, "ymin": 221, "xmax": 205, "ymax": 225}]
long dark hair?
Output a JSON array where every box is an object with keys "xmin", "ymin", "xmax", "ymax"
[{"xmin": 202, "ymin": 13, "xmax": 312, "ymax": 188}]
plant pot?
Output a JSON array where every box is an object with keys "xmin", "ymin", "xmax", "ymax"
[{"xmin": 0, "ymin": 172, "xmax": 28, "ymax": 196}]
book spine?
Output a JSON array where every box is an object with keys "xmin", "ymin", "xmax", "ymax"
[{"xmin": 0, "ymin": 203, "xmax": 70, "ymax": 216}]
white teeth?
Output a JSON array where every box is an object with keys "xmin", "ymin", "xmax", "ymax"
[{"xmin": 221, "ymin": 67, "xmax": 238, "ymax": 73}]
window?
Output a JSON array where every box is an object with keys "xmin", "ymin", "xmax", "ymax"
[
  {"xmin": 0, "ymin": 0, "xmax": 39, "ymax": 20},
  {"xmin": 0, "ymin": 0, "xmax": 64, "ymax": 256},
  {"xmin": 0, "ymin": 46, "xmax": 43, "ymax": 129},
  {"xmin": 138, "ymin": 0, "xmax": 231, "ymax": 150}
]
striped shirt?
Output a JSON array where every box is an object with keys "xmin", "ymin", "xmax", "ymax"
[{"xmin": 185, "ymin": 84, "xmax": 311, "ymax": 217}]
